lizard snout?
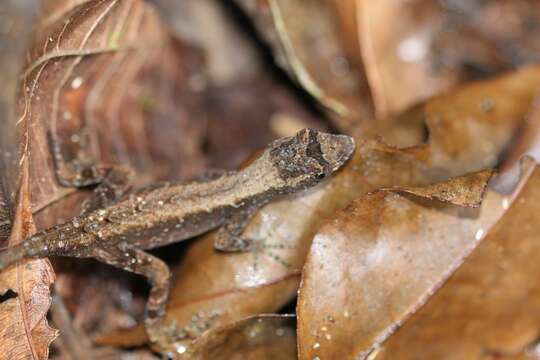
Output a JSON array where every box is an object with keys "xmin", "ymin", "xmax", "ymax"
[{"xmin": 317, "ymin": 133, "xmax": 356, "ymax": 173}]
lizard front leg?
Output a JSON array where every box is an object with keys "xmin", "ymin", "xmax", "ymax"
[
  {"xmin": 79, "ymin": 165, "xmax": 134, "ymax": 214},
  {"xmin": 49, "ymin": 126, "xmax": 105, "ymax": 188},
  {"xmin": 214, "ymin": 204, "xmax": 259, "ymax": 252},
  {"xmin": 92, "ymin": 244, "xmax": 180, "ymax": 357},
  {"xmin": 49, "ymin": 127, "xmax": 134, "ymax": 214}
]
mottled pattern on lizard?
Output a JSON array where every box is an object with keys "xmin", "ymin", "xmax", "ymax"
[{"xmin": 0, "ymin": 128, "xmax": 355, "ymax": 357}]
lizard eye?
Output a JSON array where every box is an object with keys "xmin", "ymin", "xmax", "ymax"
[{"xmin": 316, "ymin": 173, "xmax": 325, "ymax": 180}]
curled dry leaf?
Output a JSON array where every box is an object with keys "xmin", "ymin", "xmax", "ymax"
[
  {"xmin": 187, "ymin": 315, "xmax": 296, "ymax": 360},
  {"xmin": 297, "ymin": 160, "xmax": 535, "ymax": 360},
  {"xmin": 0, "ymin": 165, "xmax": 58, "ymax": 360},
  {"xmin": 387, "ymin": 169, "xmax": 493, "ymax": 208},
  {"xmin": 381, "ymin": 65, "xmax": 540, "ymax": 175},
  {"xmin": 100, "ymin": 66, "xmax": 540, "ymax": 350},
  {"xmin": 374, "ymin": 160, "xmax": 540, "ymax": 359}
]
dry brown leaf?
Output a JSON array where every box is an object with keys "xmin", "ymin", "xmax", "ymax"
[
  {"xmin": 0, "ymin": 164, "xmax": 58, "ymax": 360},
  {"xmin": 4, "ymin": 2, "xmax": 539, "ymax": 357},
  {"xmin": 187, "ymin": 315, "xmax": 296, "ymax": 360},
  {"xmin": 296, "ymin": 162, "xmax": 526, "ymax": 360},
  {"xmin": 374, "ymin": 161, "xmax": 540, "ymax": 359}
]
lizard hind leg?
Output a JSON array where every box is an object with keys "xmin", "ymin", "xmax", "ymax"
[{"xmin": 92, "ymin": 245, "xmax": 181, "ymax": 357}]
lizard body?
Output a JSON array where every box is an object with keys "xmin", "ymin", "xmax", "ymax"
[{"xmin": 0, "ymin": 128, "xmax": 354, "ymax": 357}]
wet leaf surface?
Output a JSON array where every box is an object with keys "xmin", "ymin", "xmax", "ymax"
[
  {"xmin": 296, "ymin": 165, "xmax": 524, "ymax": 360},
  {"xmin": 187, "ymin": 315, "xmax": 296, "ymax": 360}
]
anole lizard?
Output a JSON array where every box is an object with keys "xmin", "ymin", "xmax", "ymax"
[{"xmin": 0, "ymin": 128, "xmax": 354, "ymax": 356}]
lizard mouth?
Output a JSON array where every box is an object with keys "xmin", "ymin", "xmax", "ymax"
[{"xmin": 317, "ymin": 133, "xmax": 356, "ymax": 172}]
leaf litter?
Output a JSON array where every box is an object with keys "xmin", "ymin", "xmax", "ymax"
[{"xmin": 3, "ymin": 0, "xmax": 540, "ymax": 359}]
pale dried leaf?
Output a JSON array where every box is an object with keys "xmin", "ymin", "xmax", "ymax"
[
  {"xmin": 388, "ymin": 169, "xmax": 493, "ymax": 207},
  {"xmin": 0, "ymin": 165, "xmax": 58, "ymax": 360}
]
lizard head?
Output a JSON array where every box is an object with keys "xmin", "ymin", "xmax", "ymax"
[{"xmin": 268, "ymin": 128, "xmax": 355, "ymax": 189}]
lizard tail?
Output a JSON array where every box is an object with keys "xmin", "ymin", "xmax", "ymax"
[{"xmin": 0, "ymin": 243, "xmax": 29, "ymax": 272}]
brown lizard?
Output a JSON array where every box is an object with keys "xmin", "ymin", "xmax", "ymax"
[{"xmin": 0, "ymin": 128, "xmax": 354, "ymax": 356}]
